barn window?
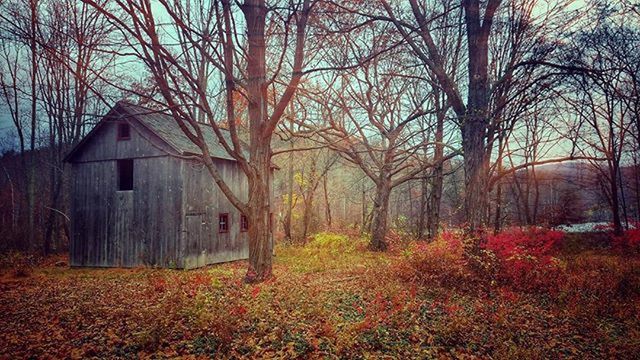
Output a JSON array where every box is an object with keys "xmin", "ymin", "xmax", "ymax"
[
  {"xmin": 240, "ymin": 214, "xmax": 249, "ymax": 232},
  {"xmin": 117, "ymin": 123, "xmax": 130, "ymax": 140},
  {"xmin": 117, "ymin": 159, "xmax": 134, "ymax": 191},
  {"xmin": 219, "ymin": 213, "xmax": 229, "ymax": 233}
]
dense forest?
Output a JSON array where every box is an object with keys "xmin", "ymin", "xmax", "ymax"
[{"xmin": 1, "ymin": 0, "xmax": 640, "ymax": 358}]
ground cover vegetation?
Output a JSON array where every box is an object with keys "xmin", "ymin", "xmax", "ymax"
[{"xmin": 1, "ymin": 230, "xmax": 638, "ymax": 359}]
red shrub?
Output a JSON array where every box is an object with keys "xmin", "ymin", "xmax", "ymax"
[
  {"xmin": 484, "ymin": 227, "xmax": 565, "ymax": 292},
  {"xmin": 612, "ymin": 228, "xmax": 640, "ymax": 255}
]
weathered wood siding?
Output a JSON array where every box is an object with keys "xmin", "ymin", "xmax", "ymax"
[
  {"xmin": 71, "ymin": 118, "xmax": 172, "ymax": 163},
  {"xmin": 181, "ymin": 159, "xmax": 249, "ymax": 269},
  {"xmin": 70, "ymin": 120, "xmax": 183, "ymax": 268}
]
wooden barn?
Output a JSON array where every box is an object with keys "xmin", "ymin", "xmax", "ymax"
[{"xmin": 65, "ymin": 101, "xmax": 259, "ymax": 269}]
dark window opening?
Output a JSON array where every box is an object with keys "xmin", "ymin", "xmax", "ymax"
[
  {"xmin": 117, "ymin": 123, "xmax": 130, "ymax": 140},
  {"xmin": 117, "ymin": 159, "xmax": 134, "ymax": 191},
  {"xmin": 219, "ymin": 213, "xmax": 229, "ymax": 233},
  {"xmin": 240, "ymin": 214, "xmax": 249, "ymax": 232}
]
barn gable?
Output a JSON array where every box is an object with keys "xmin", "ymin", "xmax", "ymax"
[
  {"xmin": 65, "ymin": 103, "xmax": 178, "ymax": 163},
  {"xmin": 66, "ymin": 101, "xmax": 243, "ymax": 163}
]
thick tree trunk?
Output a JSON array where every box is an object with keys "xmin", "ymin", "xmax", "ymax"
[
  {"xmin": 302, "ymin": 194, "xmax": 314, "ymax": 240},
  {"xmin": 243, "ymin": 0, "xmax": 273, "ymax": 282},
  {"xmin": 493, "ymin": 180, "xmax": 502, "ymax": 234},
  {"xmin": 460, "ymin": 0, "xmax": 496, "ymax": 234},
  {"xmin": 245, "ymin": 150, "xmax": 273, "ymax": 282},
  {"xmin": 370, "ymin": 180, "xmax": 391, "ymax": 251},
  {"xmin": 462, "ymin": 117, "xmax": 489, "ymax": 232}
]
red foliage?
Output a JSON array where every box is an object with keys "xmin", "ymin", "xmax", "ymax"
[
  {"xmin": 149, "ymin": 276, "xmax": 167, "ymax": 293},
  {"xmin": 612, "ymin": 228, "xmax": 640, "ymax": 255},
  {"xmin": 484, "ymin": 227, "xmax": 565, "ymax": 292},
  {"xmin": 485, "ymin": 227, "xmax": 563, "ymax": 259},
  {"xmin": 251, "ymin": 285, "xmax": 261, "ymax": 298}
]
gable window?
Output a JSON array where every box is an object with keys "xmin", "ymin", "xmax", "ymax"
[
  {"xmin": 117, "ymin": 159, "xmax": 134, "ymax": 191},
  {"xmin": 117, "ymin": 122, "xmax": 130, "ymax": 140},
  {"xmin": 240, "ymin": 214, "xmax": 249, "ymax": 232},
  {"xmin": 219, "ymin": 213, "xmax": 229, "ymax": 233}
]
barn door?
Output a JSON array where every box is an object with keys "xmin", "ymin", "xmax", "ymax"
[{"xmin": 185, "ymin": 214, "xmax": 205, "ymax": 268}]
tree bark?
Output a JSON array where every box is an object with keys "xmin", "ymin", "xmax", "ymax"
[
  {"xmin": 370, "ymin": 179, "xmax": 391, "ymax": 251},
  {"xmin": 283, "ymin": 105, "xmax": 294, "ymax": 242},
  {"xmin": 323, "ymin": 174, "xmax": 332, "ymax": 228},
  {"xmin": 427, "ymin": 108, "xmax": 445, "ymax": 240},
  {"xmin": 417, "ymin": 175, "xmax": 427, "ymax": 239},
  {"xmin": 242, "ymin": 0, "xmax": 273, "ymax": 282},
  {"xmin": 610, "ymin": 161, "xmax": 623, "ymax": 236},
  {"xmin": 27, "ymin": 0, "xmax": 39, "ymax": 251},
  {"xmin": 460, "ymin": 0, "xmax": 497, "ymax": 233}
]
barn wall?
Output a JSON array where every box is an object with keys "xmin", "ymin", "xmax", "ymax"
[
  {"xmin": 69, "ymin": 119, "xmax": 184, "ymax": 268},
  {"xmin": 181, "ymin": 159, "xmax": 249, "ymax": 269}
]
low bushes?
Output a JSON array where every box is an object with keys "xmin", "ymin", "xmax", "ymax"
[
  {"xmin": 484, "ymin": 227, "xmax": 565, "ymax": 293},
  {"xmin": 276, "ymin": 232, "xmax": 373, "ymax": 273},
  {"xmin": 305, "ymin": 232, "xmax": 358, "ymax": 254},
  {"xmin": 612, "ymin": 228, "xmax": 640, "ymax": 255},
  {"xmin": 401, "ymin": 227, "xmax": 569, "ymax": 293},
  {"xmin": 397, "ymin": 230, "xmax": 476, "ymax": 292},
  {"xmin": 399, "ymin": 226, "xmax": 640, "ymax": 323}
]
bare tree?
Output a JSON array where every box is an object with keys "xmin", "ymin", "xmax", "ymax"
[
  {"xmin": 0, "ymin": 0, "xmax": 42, "ymax": 250},
  {"xmin": 336, "ymin": 0, "xmax": 581, "ymax": 236},
  {"xmin": 564, "ymin": 16, "xmax": 640, "ymax": 235},
  {"xmin": 308, "ymin": 34, "xmax": 456, "ymax": 250}
]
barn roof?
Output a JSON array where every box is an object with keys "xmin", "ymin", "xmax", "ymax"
[{"xmin": 65, "ymin": 101, "xmax": 245, "ymax": 162}]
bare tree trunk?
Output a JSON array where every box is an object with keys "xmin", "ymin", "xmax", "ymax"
[
  {"xmin": 323, "ymin": 175, "xmax": 332, "ymax": 228},
  {"xmin": 427, "ymin": 109, "xmax": 445, "ymax": 240},
  {"xmin": 532, "ymin": 165, "xmax": 540, "ymax": 225},
  {"xmin": 1, "ymin": 163, "xmax": 16, "ymax": 232},
  {"xmin": 27, "ymin": 0, "xmax": 39, "ymax": 251},
  {"xmin": 245, "ymin": 152, "xmax": 273, "ymax": 282},
  {"xmin": 243, "ymin": 0, "xmax": 273, "ymax": 282},
  {"xmin": 417, "ymin": 175, "xmax": 427, "ymax": 239},
  {"xmin": 302, "ymin": 192, "xmax": 314, "ymax": 240},
  {"xmin": 493, "ymin": 150, "xmax": 503, "ymax": 234},
  {"xmin": 460, "ymin": 0, "xmax": 498, "ymax": 233},
  {"xmin": 493, "ymin": 180, "xmax": 503, "ymax": 234},
  {"xmin": 283, "ymin": 105, "xmax": 294, "ymax": 242},
  {"xmin": 610, "ymin": 161, "xmax": 623, "ymax": 236},
  {"xmin": 618, "ymin": 164, "xmax": 629, "ymax": 230},
  {"xmin": 462, "ymin": 119, "xmax": 489, "ymax": 232},
  {"xmin": 360, "ymin": 180, "xmax": 366, "ymax": 234},
  {"xmin": 370, "ymin": 179, "xmax": 391, "ymax": 251}
]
